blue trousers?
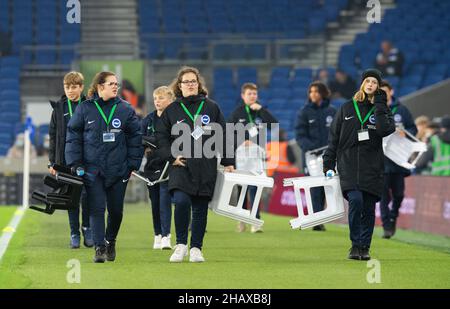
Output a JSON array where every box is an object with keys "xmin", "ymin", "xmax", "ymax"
[
  {"xmin": 311, "ymin": 187, "xmax": 325, "ymax": 213},
  {"xmin": 380, "ymin": 173, "xmax": 405, "ymax": 228},
  {"xmin": 242, "ymin": 185, "xmax": 260, "ymax": 219},
  {"xmin": 148, "ymin": 182, "xmax": 172, "ymax": 237},
  {"xmin": 345, "ymin": 190, "xmax": 378, "ymax": 248},
  {"xmin": 172, "ymin": 190, "xmax": 209, "ymax": 250},
  {"xmin": 85, "ymin": 176, "xmax": 128, "ymax": 247},
  {"xmin": 68, "ymin": 187, "xmax": 89, "ymax": 236}
]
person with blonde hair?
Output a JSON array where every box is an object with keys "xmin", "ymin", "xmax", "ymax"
[
  {"xmin": 141, "ymin": 86, "xmax": 175, "ymax": 250},
  {"xmin": 323, "ymin": 69, "xmax": 395, "ymax": 261},
  {"xmin": 66, "ymin": 71, "xmax": 143, "ymax": 263}
]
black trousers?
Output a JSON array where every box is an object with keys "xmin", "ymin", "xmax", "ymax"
[{"xmin": 380, "ymin": 173, "xmax": 405, "ymax": 228}]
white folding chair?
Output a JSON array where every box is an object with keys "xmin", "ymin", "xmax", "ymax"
[
  {"xmin": 283, "ymin": 175, "xmax": 345, "ymax": 229},
  {"xmin": 383, "ymin": 130, "xmax": 427, "ymax": 169},
  {"xmin": 132, "ymin": 161, "xmax": 170, "ymax": 186},
  {"xmin": 304, "ymin": 146, "xmax": 328, "ymax": 176},
  {"xmin": 208, "ymin": 169, "xmax": 274, "ymax": 227}
]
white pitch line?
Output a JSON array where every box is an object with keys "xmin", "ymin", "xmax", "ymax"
[{"xmin": 0, "ymin": 207, "xmax": 27, "ymax": 262}]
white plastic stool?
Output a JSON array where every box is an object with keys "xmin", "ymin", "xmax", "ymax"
[
  {"xmin": 305, "ymin": 146, "xmax": 328, "ymax": 176},
  {"xmin": 383, "ymin": 130, "xmax": 427, "ymax": 169},
  {"xmin": 209, "ymin": 169, "xmax": 274, "ymax": 227},
  {"xmin": 283, "ymin": 175, "xmax": 345, "ymax": 229}
]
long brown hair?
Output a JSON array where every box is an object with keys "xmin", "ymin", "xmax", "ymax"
[
  {"xmin": 169, "ymin": 66, "xmax": 208, "ymax": 98},
  {"xmin": 87, "ymin": 71, "xmax": 116, "ymax": 98}
]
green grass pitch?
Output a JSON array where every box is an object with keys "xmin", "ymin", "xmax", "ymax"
[{"xmin": 0, "ymin": 204, "xmax": 449, "ymax": 289}]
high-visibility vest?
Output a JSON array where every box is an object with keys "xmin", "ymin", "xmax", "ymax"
[
  {"xmin": 266, "ymin": 141, "xmax": 299, "ymax": 177},
  {"xmin": 431, "ymin": 135, "xmax": 450, "ymax": 176}
]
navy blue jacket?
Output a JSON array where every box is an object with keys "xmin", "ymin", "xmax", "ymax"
[
  {"xmin": 295, "ymin": 99, "xmax": 337, "ymax": 168},
  {"xmin": 384, "ymin": 98, "xmax": 417, "ymax": 175},
  {"xmin": 141, "ymin": 111, "xmax": 168, "ymax": 179},
  {"xmin": 65, "ymin": 94, "xmax": 143, "ymax": 187}
]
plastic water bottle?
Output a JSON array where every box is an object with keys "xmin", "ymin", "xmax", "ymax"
[
  {"xmin": 326, "ymin": 170, "xmax": 335, "ymax": 179},
  {"xmin": 76, "ymin": 167, "xmax": 85, "ymax": 177}
]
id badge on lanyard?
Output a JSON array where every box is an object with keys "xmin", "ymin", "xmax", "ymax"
[
  {"xmin": 248, "ymin": 125, "xmax": 258, "ymax": 138},
  {"xmin": 353, "ymin": 99, "xmax": 374, "ymax": 143},
  {"xmin": 357, "ymin": 129, "xmax": 369, "ymax": 141},
  {"xmin": 191, "ymin": 126, "xmax": 204, "ymax": 140},
  {"xmin": 94, "ymin": 101, "xmax": 118, "ymax": 143},
  {"xmin": 103, "ymin": 132, "xmax": 115, "ymax": 142},
  {"xmin": 179, "ymin": 100, "xmax": 206, "ymax": 141}
]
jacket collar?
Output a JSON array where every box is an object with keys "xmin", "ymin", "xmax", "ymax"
[
  {"xmin": 176, "ymin": 94, "xmax": 206, "ymax": 105},
  {"xmin": 306, "ymin": 98, "xmax": 330, "ymax": 109},
  {"xmin": 92, "ymin": 93, "xmax": 120, "ymax": 106}
]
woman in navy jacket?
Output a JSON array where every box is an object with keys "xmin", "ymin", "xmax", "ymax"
[{"xmin": 65, "ymin": 71, "xmax": 143, "ymax": 263}]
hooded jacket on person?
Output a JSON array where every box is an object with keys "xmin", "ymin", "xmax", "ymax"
[
  {"xmin": 65, "ymin": 93, "xmax": 143, "ymax": 187},
  {"xmin": 155, "ymin": 94, "xmax": 235, "ymax": 199},
  {"xmin": 323, "ymin": 90, "xmax": 396, "ymax": 199}
]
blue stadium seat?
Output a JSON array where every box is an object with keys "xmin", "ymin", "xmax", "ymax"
[
  {"xmin": 398, "ymin": 86, "xmax": 418, "ymax": 97},
  {"xmin": 0, "ymin": 112, "xmax": 21, "ymax": 124},
  {"xmin": 0, "ymin": 67, "xmax": 20, "ymax": 78},
  {"xmin": 0, "ymin": 79, "xmax": 20, "ymax": 91},
  {"xmin": 0, "ymin": 56, "xmax": 21, "ymax": 68},
  {"xmin": 237, "ymin": 67, "xmax": 257, "ymax": 85},
  {"xmin": 0, "ymin": 90, "xmax": 20, "ymax": 101},
  {"xmin": 60, "ymin": 50, "xmax": 75, "ymax": 65},
  {"xmin": 35, "ymin": 50, "xmax": 57, "ymax": 65}
]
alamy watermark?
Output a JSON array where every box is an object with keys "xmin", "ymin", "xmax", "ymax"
[
  {"xmin": 66, "ymin": 0, "xmax": 81, "ymax": 24},
  {"xmin": 366, "ymin": 259, "xmax": 381, "ymax": 284},
  {"xmin": 169, "ymin": 121, "xmax": 280, "ymax": 163},
  {"xmin": 66, "ymin": 259, "xmax": 81, "ymax": 284},
  {"xmin": 366, "ymin": 0, "xmax": 381, "ymax": 24}
]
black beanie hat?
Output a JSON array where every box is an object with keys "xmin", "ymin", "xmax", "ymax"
[{"xmin": 361, "ymin": 68, "xmax": 382, "ymax": 85}]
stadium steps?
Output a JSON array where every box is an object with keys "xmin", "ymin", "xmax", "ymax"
[
  {"xmin": 299, "ymin": 0, "xmax": 396, "ymax": 68},
  {"xmin": 79, "ymin": 0, "xmax": 140, "ymax": 59}
]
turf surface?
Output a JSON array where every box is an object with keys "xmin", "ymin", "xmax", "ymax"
[{"xmin": 0, "ymin": 203, "xmax": 449, "ymax": 288}]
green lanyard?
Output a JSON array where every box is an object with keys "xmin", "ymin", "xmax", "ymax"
[
  {"xmin": 391, "ymin": 106, "xmax": 398, "ymax": 114},
  {"xmin": 67, "ymin": 99, "xmax": 81, "ymax": 118},
  {"xmin": 180, "ymin": 100, "xmax": 205, "ymax": 124},
  {"xmin": 94, "ymin": 101, "xmax": 117, "ymax": 128},
  {"xmin": 353, "ymin": 99, "xmax": 375, "ymax": 129},
  {"xmin": 245, "ymin": 105, "xmax": 255, "ymax": 124}
]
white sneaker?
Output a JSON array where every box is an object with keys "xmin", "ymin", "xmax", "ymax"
[
  {"xmin": 189, "ymin": 247, "xmax": 205, "ymax": 263},
  {"xmin": 251, "ymin": 225, "xmax": 263, "ymax": 233},
  {"xmin": 153, "ymin": 235, "xmax": 162, "ymax": 249},
  {"xmin": 170, "ymin": 244, "xmax": 188, "ymax": 262},
  {"xmin": 161, "ymin": 234, "xmax": 172, "ymax": 250}
]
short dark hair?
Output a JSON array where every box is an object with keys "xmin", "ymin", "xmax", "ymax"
[
  {"xmin": 380, "ymin": 80, "xmax": 393, "ymax": 90},
  {"xmin": 308, "ymin": 81, "xmax": 330, "ymax": 100}
]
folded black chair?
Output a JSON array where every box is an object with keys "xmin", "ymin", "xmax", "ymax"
[{"xmin": 30, "ymin": 164, "xmax": 84, "ymax": 215}]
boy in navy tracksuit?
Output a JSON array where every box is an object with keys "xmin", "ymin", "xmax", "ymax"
[
  {"xmin": 141, "ymin": 86, "xmax": 174, "ymax": 250},
  {"xmin": 66, "ymin": 71, "xmax": 143, "ymax": 263},
  {"xmin": 295, "ymin": 81, "xmax": 336, "ymax": 231},
  {"xmin": 379, "ymin": 80, "xmax": 417, "ymax": 239},
  {"xmin": 48, "ymin": 71, "xmax": 93, "ymax": 249}
]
